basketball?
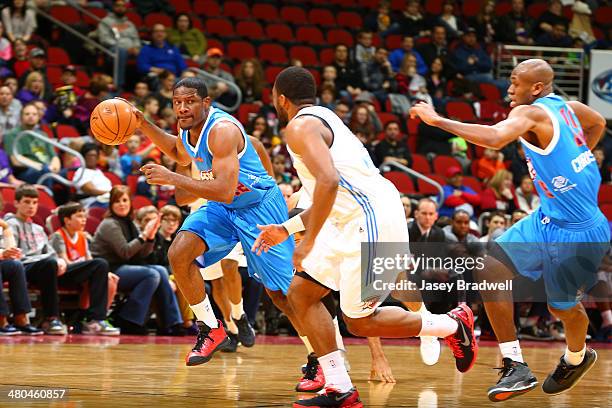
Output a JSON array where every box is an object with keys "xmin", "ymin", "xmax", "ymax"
[{"xmin": 90, "ymin": 98, "xmax": 138, "ymax": 145}]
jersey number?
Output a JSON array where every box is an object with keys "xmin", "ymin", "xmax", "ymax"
[
  {"xmin": 560, "ymin": 107, "xmax": 586, "ymax": 147},
  {"xmin": 235, "ymin": 183, "xmax": 251, "ymax": 197}
]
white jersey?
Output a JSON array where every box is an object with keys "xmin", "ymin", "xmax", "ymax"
[{"xmin": 287, "ymin": 105, "xmax": 398, "ymax": 222}]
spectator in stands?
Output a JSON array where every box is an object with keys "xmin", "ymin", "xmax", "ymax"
[
  {"xmin": 443, "ymin": 209, "xmax": 479, "ymax": 243},
  {"xmin": 373, "ymin": 120, "xmax": 412, "ymax": 168},
  {"xmin": 19, "ymin": 48, "xmax": 52, "ymax": 98},
  {"xmin": 515, "ymin": 174, "xmax": 540, "ymax": 214},
  {"xmin": 395, "ymin": 54, "xmax": 430, "ymax": 105},
  {"xmin": 59, "ymin": 65, "xmax": 84, "ymax": 97},
  {"xmin": 496, "ymin": 0, "xmax": 534, "ymax": 45},
  {"xmin": 355, "ymin": 30, "xmax": 376, "ymax": 69},
  {"xmin": 236, "ymin": 58, "xmax": 264, "ymax": 105},
  {"xmin": 137, "ymin": 23, "xmax": 187, "ymax": 78},
  {"xmin": 425, "ymin": 57, "xmax": 448, "ymax": 108},
  {"xmin": 7, "ymin": 38, "xmax": 26, "ymax": 77},
  {"xmin": 594, "ymin": 145, "xmax": 610, "ymax": 184},
  {"xmin": 396, "ymin": 0, "xmax": 428, "ymax": 38},
  {"xmin": 481, "ymin": 169, "xmax": 516, "ymax": 213},
  {"xmin": 5, "ymin": 185, "xmax": 67, "ymax": 334},
  {"xmin": 450, "ymin": 136, "xmax": 470, "ymax": 171},
  {"xmin": 136, "ymin": 156, "xmax": 175, "ymax": 205},
  {"xmin": 73, "ymin": 143, "xmax": 112, "ymax": 209},
  {"xmin": 479, "ymin": 210, "xmax": 507, "ymax": 242},
  {"xmin": 16, "ymin": 70, "xmax": 46, "ymax": 104},
  {"xmin": 76, "ymin": 73, "xmax": 113, "ymax": 121},
  {"xmin": 469, "ymin": 0, "xmax": 498, "ymax": 44},
  {"xmin": 569, "ymin": 1, "xmax": 595, "ymax": 44},
  {"xmin": 130, "ymin": 81, "xmax": 150, "ymax": 109},
  {"xmin": 510, "ymin": 209, "xmax": 528, "ymax": 225},
  {"xmin": 416, "ymin": 121, "xmax": 453, "ymax": 155},
  {"xmin": 320, "ymin": 65, "xmax": 337, "ymax": 92},
  {"xmin": 49, "ymin": 202, "xmax": 119, "ymax": 335},
  {"xmin": 332, "ymin": 44, "xmax": 364, "ymax": 102},
  {"xmin": 389, "ymin": 35, "xmax": 427, "ymax": 75},
  {"xmin": 0, "ymin": 146, "xmax": 22, "ymax": 186},
  {"xmin": 142, "ymin": 95, "xmax": 161, "ymax": 126},
  {"xmin": 152, "ymin": 69, "xmax": 175, "ymax": 112},
  {"xmin": 200, "ymin": 47, "xmax": 236, "ymax": 109},
  {"xmin": 348, "ymin": 103, "xmax": 378, "ymax": 143},
  {"xmin": 364, "ymin": 1, "xmax": 393, "ymax": 36},
  {"xmin": 408, "ymin": 198, "xmax": 446, "ymax": 243},
  {"xmin": 246, "ymin": 115, "xmax": 273, "ymax": 148},
  {"xmin": 273, "ymin": 154, "xmax": 292, "ymax": 184},
  {"xmin": 120, "ymin": 134, "xmax": 155, "ymax": 178},
  {"xmin": 417, "ymin": 26, "xmax": 449, "ymax": 69},
  {"xmin": 334, "ymin": 101, "xmax": 350, "ymax": 125},
  {"xmin": 4, "ymin": 103, "xmax": 60, "ymax": 184},
  {"xmin": 2, "ymin": 0, "xmax": 36, "ymax": 43},
  {"xmin": 534, "ymin": 0, "xmax": 568, "ymax": 39},
  {"xmin": 436, "ymin": 0, "xmax": 466, "ymax": 40},
  {"xmin": 536, "ymin": 22, "xmax": 573, "ymax": 47},
  {"xmin": 318, "ymin": 85, "xmax": 336, "ymax": 111},
  {"xmin": 439, "ymin": 166, "xmax": 481, "ymax": 218},
  {"xmin": 91, "ymin": 185, "xmax": 182, "ymax": 335},
  {"xmin": 0, "ymin": 217, "xmax": 42, "ymax": 335},
  {"xmin": 0, "ymin": 84, "xmax": 21, "ymax": 139},
  {"xmin": 0, "ymin": 21, "xmax": 12, "ymax": 64},
  {"xmin": 98, "ymin": 0, "xmax": 141, "ymax": 90},
  {"xmin": 363, "ymin": 47, "xmax": 395, "ymax": 106},
  {"xmin": 451, "ymin": 28, "xmax": 508, "ymax": 95},
  {"xmin": 475, "ymin": 148, "xmax": 506, "ymax": 181},
  {"xmin": 167, "ymin": 13, "xmax": 206, "ymax": 63}
]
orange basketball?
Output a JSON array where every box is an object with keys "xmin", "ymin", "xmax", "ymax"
[{"xmin": 90, "ymin": 98, "xmax": 138, "ymax": 145}]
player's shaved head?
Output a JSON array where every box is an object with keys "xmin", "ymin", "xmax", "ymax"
[
  {"xmin": 507, "ymin": 59, "xmax": 554, "ymax": 107},
  {"xmin": 513, "ymin": 59, "xmax": 554, "ymax": 88}
]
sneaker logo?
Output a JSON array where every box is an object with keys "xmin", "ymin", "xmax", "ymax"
[{"xmin": 460, "ymin": 323, "xmax": 471, "ymax": 347}]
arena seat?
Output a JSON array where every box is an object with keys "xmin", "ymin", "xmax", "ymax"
[
  {"xmin": 411, "ymin": 154, "xmax": 431, "ymax": 174},
  {"xmin": 595, "ymin": 7, "xmax": 612, "ymax": 25},
  {"xmin": 125, "ymin": 11, "xmax": 143, "ymax": 27},
  {"xmin": 82, "ymin": 7, "xmax": 107, "ymax": 26},
  {"xmin": 237, "ymin": 103, "xmax": 261, "ymax": 125},
  {"xmin": 495, "ymin": 2, "xmax": 513, "ymax": 16},
  {"xmin": 600, "ymin": 203, "xmax": 612, "ymax": 220},
  {"xmin": 308, "ymin": 9, "xmax": 336, "ymax": 27},
  {"xmin": 598, "ymin": 184, "xmax": 612, "ymax": 204},
  {"xmin": 384, "ymin": 171, "xmax": 416, "ymax": 194},
  {"xmin": 296, "ymin": 26, "xmax": 326, "ymax": 46},
  {"xmin": 47, "ymin": 47, "xmax": 71, "ymax": 66},
  {"xmin": 290, "ymin": 46, "xmax": 319, "ymax": 67},
  {"xmin": 194, "ymin": 0, "xmax": 221, "ymax": 17},
  {"xmin": 446, "ymin": 101, "xmax": 477, "ymax": 122},
  {"xmin": 258, "ymin": 43, "xmax": 288, "ymax": 65},
  {"xmin": 378, "ymin": 112, "xmax": 400, "ymax": 128},
  {"xmin": 527, "ymin": 3, "xmax": 548, "ymax": 19},
  {"xmin": 336, "ymin": 12, "xmax": 363, "ymax": 29},
  {"xmin": 424, "ymin": 0, "xmax": 443, "ymax": 15},
  {"xmin": 170, "ymin": 0, "xmax": 192, "ymax": 13},
  {"xmin": 88, "ymin": 206, "xmax": 107, "ymax": 220},
  {"xmin": 49, "ymin": 6, "xmax": 81, "ymax": 24},
  {"xmin": 144, "ymin": 13, "xmax": 173, "ymax": 28},
  {"xmin": 236, "ymin": 21, "xmax": 265, "ymax": 39},
  {"xmin": 252, "ymin": 4, "xmax": 279, "ymax": 22},
  {"xmin": 326, "ymin": 29, "xmax": 354, "ymax": 47},
  {"xmin": 227, "ymin": 41, "xmax": 256, "ymax": 60},
  {"xmin": 223, "ymin": 1, "xmax": 250, "ymax": 20},
  {"xmin": 103, "ymin": 172, "xmax": 123, "ymax": 186},
  {"xmin": 417, "ymin": 174, "xmax": 446, "ymax": 196},
  {"xmin": 433, "ymin": 155, "xmax": 462, "ymax": 176},
  {"xmin": 56, "ymin": 124, "xmax": 81, "ymax": 139},
  {"xmin": 385, "ymin": 35, "xmax": 403, "ymax": 51},
  {"xmin": 319, "ymin": 48, "xmax": 335, "ymax": 65},
  {"xmin": 265, "ymin": 66, "xmax": 284, "ymax": 85},
  {"xmin": 462, "ymin": 0, "xmax": 481, "ymax": 17},
  {"xmin": 280, "ymin": 6, "xmax": 307, "ymax": 25},
  {"xmin": 462, "ymin": 176, "xmax": 483, "ymax": 194},
  {"xmin": 132, "ymin": 195, "xmax": 153, "ymax": 209},
  {"xmin": 205, "ymin": 18, "xmax": 235, "ymax": 37},
  {"xmin": 266, "ymin": 23, "xmax": 295, "ymax": 43}
]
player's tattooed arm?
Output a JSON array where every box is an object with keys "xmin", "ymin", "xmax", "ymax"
[{"xmin": 566, "ymin": 101, "xmax": 607, "ymax": 150}]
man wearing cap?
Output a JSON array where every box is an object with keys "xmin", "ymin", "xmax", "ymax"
[
  {"xmin": 137, "ymin": 23, "xmax": 187, "ymax": 77},
  {"xmin": 18, "ymin": 48, "xmax": 52, "ymax": 98},
  {"xmin": 200, "ymin": 48, "xmax": 236, "ymax": 108},
  {"xmin": 439, "ymin": 166, "xmax": 481, "ymax": 218}
]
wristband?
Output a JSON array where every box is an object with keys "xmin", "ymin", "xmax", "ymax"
[{"xmin": 282, "ymin": 215, "xmax": 305, "ymax": 235}]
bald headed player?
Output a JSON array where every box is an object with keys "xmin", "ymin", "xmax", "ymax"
[
  {"xmin": 254, "ymin": 67, "xmax": 478, "ymax": 407},
  {"xmin": 411, "ymin": 59, "xmax": 609, "ymax": 401}
]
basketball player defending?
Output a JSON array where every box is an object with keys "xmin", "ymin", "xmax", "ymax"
[
  {"xmin": 411, "ymin": 59, "xmax": 609, "ymax": 401},
  {"xmin": 253, "ymin": 67, "xmax": 478, "ymax": 407},
  {"xmin": 130, "ymin": 77, "xmax": 298, "ymax": 365}
]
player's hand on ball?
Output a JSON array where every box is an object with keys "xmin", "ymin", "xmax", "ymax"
[
  {"xmin": 369, "ymin": 355, "xmax": 396, "ymax": 383},
  {"xmin": 140, "ymin": 163, "xmax": 173, "ymax": 185},
  {"xmin": 114, "ymin": 97, "xmax": 144, "ymax": 127},
  {"xmin": 252, "ymin": 224, "xmax": 289, "ymax": 255},
  {"xmin": 410, "ymin": 102, "xmax": 442, "ymax": 126}
]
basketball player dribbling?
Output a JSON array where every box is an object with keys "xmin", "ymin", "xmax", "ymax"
[
  {"xmin": 410, "ymin": 59, "xmax": 609, "ymax": 401},
  {"xmin": 253, "ymin": 67, "xmax": 478, "ymax": 408}
]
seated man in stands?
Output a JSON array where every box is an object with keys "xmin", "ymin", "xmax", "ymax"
[
  {"xmin": 373, "ymin": 121, "xmax": 413, "ymax": 168},
  {"xmin": 439, "ymin": 166, "xmax": 481, "ymax": 218},
  {"xmin": 48, "ymin": 202, "xmax": 119, "ymax": 335}
]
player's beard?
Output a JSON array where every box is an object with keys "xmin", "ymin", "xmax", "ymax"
[{"xmin": 277, "ymin": 108, "xmax": 289, "ymax": 128}]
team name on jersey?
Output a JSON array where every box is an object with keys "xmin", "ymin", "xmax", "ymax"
[
  {"xmin": 199, "ymin": 170, "xmax": 214, "ymax": 181},
  {"xmin": 571, "ymin": 150, "xmax": 596, "ymax": 173}
]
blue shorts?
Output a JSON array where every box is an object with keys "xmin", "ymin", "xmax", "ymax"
[
  {"xmin": 496, "ymin": 207, "xmax": 610, "ymax": 310},
  {"xmin": 179, "ymin": 186, "xmax": 294, "ymax": 294}
]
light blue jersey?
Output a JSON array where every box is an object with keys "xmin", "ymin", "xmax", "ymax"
[
  {"xmin": 521, "ymin": 94, "xmax": 601, "ymax": 223},
  {"xmin": 180, "ymin": 106, "xmax": 276, "ymax": 209}
]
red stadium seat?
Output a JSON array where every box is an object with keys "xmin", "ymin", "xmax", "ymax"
[
  {"xmin": 103, "ymin": 172, "xmax": 123, "ymax": 186},
  {"xmin": 462, "ymin": 0, "xmax": 481, "ymax": 17},
  {"xmin": 132, "ymin": 195, "xmax": 153, "ymax": 209},
  {"xmin": 56, "ymin": 124, "xmax": 80, "ymax": 139},
  {"xmin": 227, "ymin": 41, "xmax": 256, "ymax": 60},
  {"xmin": 280, "ymin": 6, "xmax": 307, "ymax": 25},
  {"xmin": 296, "ymin": 26, "xmax": 326, "ymax": 46},
  {"xmin": 446, "ymin": 101, "xmax": 477, "ymax": 122},
  {"xmin": 47, "ymin": 47, "xmax": 71, "ymax": 66},
  {"xmin": 336, "ymin": 12, "xmax": 362, "ymax": 29},
  {"xmin": 462, "ymin": 176, "xmax": 483, "ymax": 194},
  {"xmin": 308, "ymin": 69, "xmax": 321, "ymax": 86},
  {"xmin": 266, "ymin": 23, "xmax": 294, "ymax": 43},
  {"xmin": 326, "ymin": 29, "xmax": 354, "ymax": 47},
  {"xmin": 85, "ymin": 216, "xmax": 101, "ymax": 236},
  {"xmin": 412, "ymin": 154, "xmax": 431, "ymax": 174},
  {"xmin": 358, "ymin": 0, "xmax": 379, "ymax": 10},
  {"xmin": 390, "ymin": 0, "xmax": 406, "ymax": 11},
  {"xmin": 46, "ymin": 214, "xmax": 61, "ymax": 235},
  {"xmin": 265, "ymin": 66, "xmax": 283, "ymax": 84},
  {"xmin": 75, "ymin": 70, "xmax": 90, "ymax": 88},
  {"xmin": 418, "ymin": 174, "xmax": 446, "ymax": 196},
  {"xmin": 1, "ymin": 187, "xmax": 15, "ymax": 203},
  {"xmin": 290, "ymin": 46, "xmax": 319, "ymax": 67},
  {"xmin": 194, "ymin": 0, "xmax": 221, "ymax": 17},
  {"xmin": 82, "ymin": 7, "xmax": 107, "ymax": 26},
  {"xmin": 144, "ymin": 13, "xmax": 173, "ymax": 28},
  {"xmin": 479, "ymin": 83, "xmax": 502, "ymax": 101},
  {"xmin": 424, "ymin": 0, "xmax": 443, "ymax": 15},
  {"xmin": 320, "ymin": 48, "xmax": 335, "ymax": 65},
  {"xmin": 88, "ymin": 206, "xmax": 107, "ymax": 220},
  {"xmin": 308, "ymin": 9, "xmax": 336, "ymax": 27},
  {"xmin": 385, "ymin": 34, "xmax": 403, "ymax": 51},
  {"xmin": 258, "ymin": 43, "xmax": 288, "ymax": 64},
  {"xmin": 495, "ymin": 2, "xmax": 512, "ymax": 16},
  {"xmin": 601, "ymin": 203, "xmax": 612, "ymax": 220},
  {"xmin": 50, "ymin": 6, "xmax": 80, "ymax": 24},
  {"xmin": 479, "ymin": 101, "xmax": 507, "ymax": 123},
  {"xmin": 207, "ymin": 39, "xmax": 224, "ymax": 53},
  {"xmin": 223, "ymin": 1, "xmax": 250, "ymax": 20},
  {"xmin": 252, "ymin": 4, "xmax": 279, "ymax": 22},
  {"xmin": 594, "ymin": 7, "xmax": 612, "ymax": 25},
  {"xmin": 378, "ymin": 112, "xmax": 399, "ymax": 128},
  {"xmin": 170, "ymin": 0, "xmax": 192, "ymax": 13},
  {"xmin": 433, "ymin": 155, "xmax": 462, "ymax": 176},
  {"xmin": 47, "ymin": 66, "xmax": 63, "ymax": 87},
  {"xmin": 237, "ymin": 103, "xmax": 261, "ymax": 125},
  {"xmin": 384, "ymin": 171, "xmax": 415, "ymax": 194},
  {"xmin": 599, "ymin": 184, "xmax": 612, "ymax": 204},
  {"xmin": 527, "ymin": 3, "xmax": 548, "ymax": 19},
  {"xmin": 205, "ymin": 18, "xmax": 234, "ymax": 37},
  {"xmin": 36, "ymin": 188, "xmax": 57, "ymax": 210},
  {"xmin": 125, "ymin": 11, "xmax": 143, "ymax": 27},
  {"xmin": 236, "ymin": 21, "xmax": 265, "ymax": 39}
]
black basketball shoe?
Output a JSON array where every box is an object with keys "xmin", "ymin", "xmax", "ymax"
[
  {"xmin": 488, "ymin": 358, "xmax": 538, "ymax": 402},
  {"xmin": 542, "ymin": 348, "xmax": 597, "ymax": 395},
  {"xmin": 233, "ymin": 314, "xmax": 256, "ymax": 347}
]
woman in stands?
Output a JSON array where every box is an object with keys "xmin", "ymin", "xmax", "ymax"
[
  {"xmin": 167, "ymin": 13, "xmax": 206, "ymax": 63},
  {"xmin": 480, "ymin": 169, "xmax": 517, "ymax": 214},
  {"xmin": 73, "ymin": 143, "xmax": 112, "ymax": 209},
  {"xmin": 236, "ymin": 58, "xmax": 264, "ymax": 104},
  {"xmin": 1, "ymin": 0, "xmax": 36, "ymax": 43},
  {"xmin": 91, "ymin": 186, "xmax": 183, "ymax": 335},
  {"xmin": 16, "ymin": 71, "xmax": 45, "ymax": 104}
]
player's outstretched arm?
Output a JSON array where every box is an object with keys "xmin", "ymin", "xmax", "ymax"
[
  {"xmin": 567, "ymin": 101, "xmax": 607, "ymax": 149},
  {"xmin": 410, "ymin": 102, "xmax": 537, "ymax": 149}
]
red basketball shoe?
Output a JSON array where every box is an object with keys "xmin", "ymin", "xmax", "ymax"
[
  {"xmin": 296, "ymin": 353, "xmax": 325, "ymax": 392},
  {"xmin": 445, "ymin": 304, "xmax": 478, "ymax": 373},
  {"xmin": 186, "ymin": 320, "xmax": 230, "ymax": 366}
]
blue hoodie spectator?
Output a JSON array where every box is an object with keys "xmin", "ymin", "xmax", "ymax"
[
  {"xmin": 389, "ymin": 36, "xmax": 427, "ymax": 75},
  {"xmin": 137, "ymin": 24, "xmax": 187, "ymax": 77}
]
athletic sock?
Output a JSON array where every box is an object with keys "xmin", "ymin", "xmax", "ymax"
[
  {"xmin": 601, "ymin": 310, "xmax": 612, "ymax": 327},
  {"xmin": 318, "ymin": 350, "xmax": 353, "ymax": 393},
  {"xmin": 564, "ymin": 344, "xmax": 586, "ymax": 366},
  {"xmin": 333, "ymin": 317, "xmax": 346, "ymax": 352},
  {"xmin": 300, "ymin": 335, "xmax": 315, "ymax": 354},
  {"xmin": 499, "ymin": 340, "xmax": 524, "ymax": 363},
  {"xmin": 225, "ymin": 319, "xmax": 239, "ymax": 335},
  {"xmin": 418, "ymin": 313, "xmax": 458, "ymax": 338},
  {"xmin": 190, "ymin": 297, "xmax": 219, "ymax": 329},
  {"xmin": 230, "ymin": 299, "xmax": 244, "ymax": 320}
]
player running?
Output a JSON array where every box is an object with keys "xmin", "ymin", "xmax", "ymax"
[{"xmin": 410, "ymin": 59, "xmax": 609, "ymax": 401}]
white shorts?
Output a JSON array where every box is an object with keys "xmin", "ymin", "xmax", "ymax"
[
  {"xmin": 199, "ymin": 243, "xmax": 247, "ymax": 281},
  {"xmin": 301, "ymin": 187, "xmax": 410, "ymax": 318}
]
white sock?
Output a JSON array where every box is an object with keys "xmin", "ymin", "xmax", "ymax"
[
  {"xmin": 190, "ymin": 297, "xmax": 219, "ymax": 328},
  {"xmin": 230, "ymin": 299, "xmax": 244, "ymax": 320},
  {"xmin": 499, "ymin": 340, "xmax": 524, "ymax": 363},
  {"xmin": 300, "ymin": 335, "xmax": 314, "ymax": 354},
  {"xmin": 333, "ymin": 317, "xmax": 346, "ymax": 352},
  {"xmin": 318, "ymin": 350, "xmax": 353, "ymax": 393},
  {"xmin": 418, "ymin": 313, "xmax": 458, "ymax": 337},
  {"xmin": 601, "ymin": 310, "xmax": 612, "ymax": 327},
  {"xmin": 225, "ymin": 319, "xmax": 238, "ymax": 335},
  {"xmin": 564, "ymin": 344, "xmax": 586, "ymax": 366}
]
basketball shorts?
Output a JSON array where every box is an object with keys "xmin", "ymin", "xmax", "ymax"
[
  {"xmin": 180, "ymin": 186, "xmax": 294, "ymax": 294},
  {"xmin": 301, "ymin": 183, "xmax": 410, "ymax": 319},
  {"xmin": 199, "ymin": 243, "xmax": 247, "ymax": 281},
  {"xmin": 495, "ymin": 207, "xmax": 610, "ymax": 310}
]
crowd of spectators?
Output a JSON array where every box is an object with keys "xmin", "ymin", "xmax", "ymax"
[{"xmin": 0, "ymin": 0, "xmax": 610, "ymax": 341}]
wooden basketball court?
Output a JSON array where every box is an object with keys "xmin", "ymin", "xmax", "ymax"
[{"xmin": 0, "ymin": 336, "xmax": 609, "ymax": 407}]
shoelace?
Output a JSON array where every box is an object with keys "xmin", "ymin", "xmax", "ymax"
[
  {"xmin": 551, "ymin": 360, "xmax": 572, "ymax": 381},
  {"xmin": 493, "ymin": 362, "xmax": 515, "ymax": 380},
  {"xmin": 302, "ymin": 360, "xmax": 319, "ymax": 381},
  {"xmin": 193, "ymin": 330, "xmax": 213, "ymax": 352}
]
